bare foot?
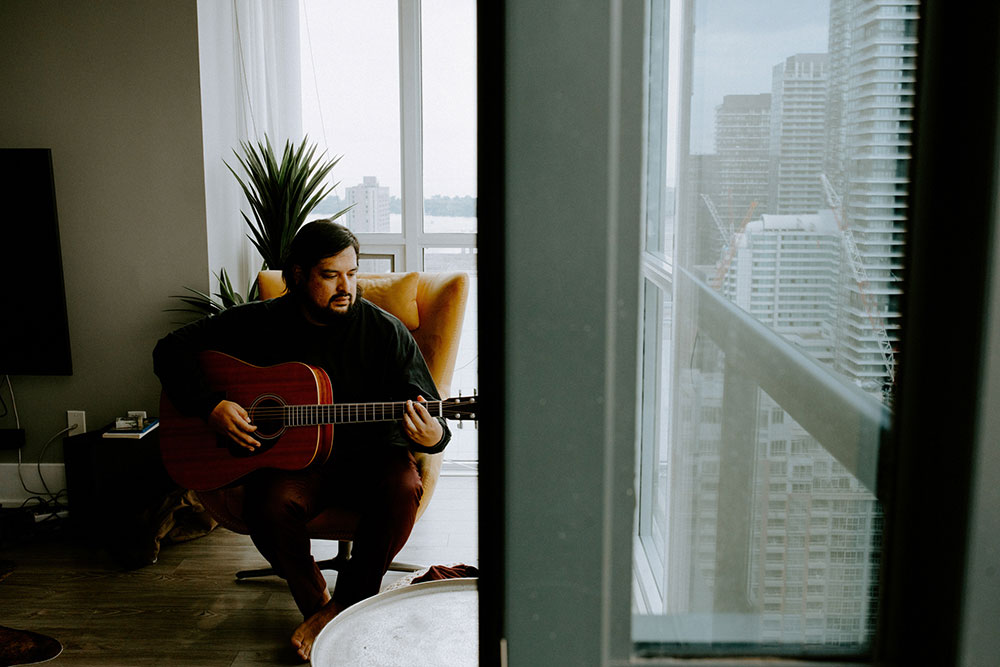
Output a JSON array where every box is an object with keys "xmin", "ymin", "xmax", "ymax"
[{"xmin": 291, "ymin": 598, "xmax": 345, "ymax": 661}]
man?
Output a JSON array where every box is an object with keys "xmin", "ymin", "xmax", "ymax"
[{"xmin": 153, "ymin": 220, "xmax": 449, "ymax": 660}]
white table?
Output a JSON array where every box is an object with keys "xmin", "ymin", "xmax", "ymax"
[{"xmin": 311, "ymin": 578, "xmax": 478, "ymax": 666}]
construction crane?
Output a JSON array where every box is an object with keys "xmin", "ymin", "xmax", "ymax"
[
  {"xmin": 709, "ymin": 200, "xmax": 757, "ymax": 290},
  {"xmin": 700, "ymin": 193, "xmax": 732, "ymax": 247},
  {"xmin": 820, "ymin": 174, "xmax": 896, "ymax": 388}
]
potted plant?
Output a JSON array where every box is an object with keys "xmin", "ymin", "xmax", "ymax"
[
  {"xmin": 167, "ymin": 268, "xmax": 254, "ymax": 320},
  {"xmin": 227, "ymin": 135, "xmax": 349, "ymax": 270},
  {"xmin": 169, "ymin": 136, "xmax": 349, "ymax": 319}
]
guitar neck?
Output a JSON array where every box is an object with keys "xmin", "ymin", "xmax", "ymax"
[{"xmin": 284, "ymin": 400, "xmax": 446, "ymax": 426}]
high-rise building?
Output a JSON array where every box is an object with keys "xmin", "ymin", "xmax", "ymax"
[
  {"xmin": 827, "ymin": 0, "xmax": 917, "ymax": 395},
  {"xmin": 679, "ymin": 1, "xmax": 916, "ymax": 644},
  {"xmin": 769, "ymin": 54, "xmax": 829, "ymax": 215},
  {"xmin": 345, "ymin": 176, "xmax": 390, "ymax": 233},
  {"xmin": 748, "ymin": 402, "xmax": 881, "ymax": 645},
  {"xmin": 720, "ymin": 211, "xmax": 840, "ymax": 363},
  {"xmin": 717, "ymin": 216, "xmax": 884, "ymax": 647},
  {"xmin": 714, "ymin": 94, "xmax": 771, "ymax": 230}
]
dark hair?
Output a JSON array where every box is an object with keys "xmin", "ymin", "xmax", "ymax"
[{"xmin": 282, "ymin": 219, "xmax": 360, "ymax": 290}]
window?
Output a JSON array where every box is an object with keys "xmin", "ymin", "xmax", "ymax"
[
  {"xmin": 299, "ymin": 0, "xmax": 478, "ymax": 461},
  {"xmin": 634, "ymin": 0, "xmax": 913, "ymax": 656},
  {"xmin": 488, "ymin": 0, "xmax": 996, "ymax": 663},
  {"xmin": 300, "ymin": 0, "xmax": 402, "ymax": 234},
  {"xmin": 299, "ymin": 0, "xmax": 477, "ymax": 250}
]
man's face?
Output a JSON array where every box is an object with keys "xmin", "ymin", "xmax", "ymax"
[{"xmin": 297, "ymin": 246, "xmax": 359, "ymax": 324}]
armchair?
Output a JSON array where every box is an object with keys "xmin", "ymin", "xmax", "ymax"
[{"xmin": 196, "ymin": 269, "xmax": 469, "ymax": 577}]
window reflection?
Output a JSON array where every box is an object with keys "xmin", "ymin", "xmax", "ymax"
[{"xmin": 635, "ymin": 0, "xmax": 914, "ymax": 655}]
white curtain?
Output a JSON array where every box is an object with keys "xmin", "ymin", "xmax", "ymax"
[
  {"xmin": 232, "ymin": 0, "xmax": 302, "ymax": 142},
  {"xmin": 197, "ymin": 0, "xmax": 302, "ymax": 296}
]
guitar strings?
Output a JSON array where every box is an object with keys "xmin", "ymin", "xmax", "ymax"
[
  {"xmin": 243, "ymin": 399, "xmax": 478, "ymax": 413},
  {"xmin": 243, "ymin": 398, "xmax": 478, "ymax": 420}
]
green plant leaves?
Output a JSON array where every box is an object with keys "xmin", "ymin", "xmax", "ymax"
[
  {"xmin": 168, "ymin": 135, "xmax": 347, "ymax": 321},
  {"xmin": 166, "ymin": 268, "xmax": 259, "ymax": 321},
  {"xmin": 225, "ymin": 135, "xmax": 343, "ymax": 270}
]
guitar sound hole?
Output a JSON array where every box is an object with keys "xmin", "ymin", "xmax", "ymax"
[{"xmin": 249, "ymin": 395, "xmax": 286, "ymax": 441}]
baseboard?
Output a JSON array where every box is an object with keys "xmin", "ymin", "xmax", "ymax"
[
  {"xmin": 0, "ymin": 463, "xmax": 67, "ymax": 505},
  {"xmin": 1, "ymin": 459, "xmax": 470, "ymax": 504}
]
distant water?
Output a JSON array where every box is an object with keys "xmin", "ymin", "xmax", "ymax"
[
  {"xmin": 394, "ymin": 213, "xmax": 477, "ymax": 234},
  {"xmin": 309, "ymin": 212, "xmax": 477, "ymax": 235}
]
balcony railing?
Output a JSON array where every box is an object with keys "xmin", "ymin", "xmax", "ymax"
[{"xmin": 681, "ymin": 265, "xmax": 891, "ymax": 494}]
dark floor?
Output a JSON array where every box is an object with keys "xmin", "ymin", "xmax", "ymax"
[{"xmin": 0, "ymin": 475, "xmax": 477, "ymax": 666}]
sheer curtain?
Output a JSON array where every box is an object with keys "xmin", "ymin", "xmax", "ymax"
[{"xmin": 197, "ymin": 0, "xmax": 302, "ymax": 295}]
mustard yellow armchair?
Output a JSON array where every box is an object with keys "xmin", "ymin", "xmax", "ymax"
[{"xmin": 197, "ymin": 269, "xmax": 470, "ymax": 576}]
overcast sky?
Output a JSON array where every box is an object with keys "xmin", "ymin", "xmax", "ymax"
[
  {"xmin": 687, "ymin": 0, "xmax": 830, "ymax": 153},
  {"xmin": 297, "ymin": 0, "xmax": 827, "ymax": 194},
  {"xmin": 299, "ymin": 0, "xmax": 477, "ymax": 199}
]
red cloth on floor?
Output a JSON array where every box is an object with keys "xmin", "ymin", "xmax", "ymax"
[{"xmin": 411, "ymin": 564, "xmax": 479, "ymax": 583}]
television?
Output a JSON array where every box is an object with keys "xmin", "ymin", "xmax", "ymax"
[{"xmin": 0, "ymin": 148, "xmax": 73, "ymax": 375}]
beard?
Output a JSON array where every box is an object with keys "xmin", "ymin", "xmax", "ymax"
[{"xmin": 300, "ymin": 291, "xmax": 360, "ymax": 325}]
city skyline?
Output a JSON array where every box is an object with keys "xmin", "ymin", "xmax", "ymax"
[
  {"xmin": 688, "ymin": 0, "xmax": 830, "ymax": 154},
  {"xmin": 658, "ymin": 0, "xmax": 918, "ymax": 647},
  {"xmin": 693, "ymin": 0, "xmax": 914, "ymax": 398}
]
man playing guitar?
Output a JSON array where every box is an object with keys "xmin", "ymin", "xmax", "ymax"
[{"xmin": 153, "ymin": 220, "xmax": 449, "ymax": 661}]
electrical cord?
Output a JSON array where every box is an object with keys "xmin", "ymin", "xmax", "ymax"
[
  {"xmin": 0, "ymin": 377, "xmax": 72, "ymax": 533},
  {"xmin": 17, "ymin": 424, "xmax": 75, "ymax": 501},
  {"xmin": 0, "ymin": 376, "xmax": 8, "ymax": 419},
  {"xmin": 3, "ymin": 374, "xmax": 73, "ymax": 501},
  {"xmin": 2, "ymin": 375, "xmax": 19, "ymax": 425},
  {"xmin": 454, "ymin": 354, "xmax": 479, "ymax": 373},
  {"xmin": 18, "ymin": 489, "xmax": 69, "ymax": 516}
]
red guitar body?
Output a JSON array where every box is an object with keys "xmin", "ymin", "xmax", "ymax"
[{"xmin": 159, "ymin": 351, "xmax": 334, "ymax": 491}]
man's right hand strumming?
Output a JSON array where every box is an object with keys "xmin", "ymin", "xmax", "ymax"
[{"xmin": 209, "ymin": 399, "xmax": 260, "ymax": 451}]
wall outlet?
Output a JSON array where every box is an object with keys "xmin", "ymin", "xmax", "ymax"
[{"xmin": 67, "ymin": 410, "xmax": 86, "ymax": 435}]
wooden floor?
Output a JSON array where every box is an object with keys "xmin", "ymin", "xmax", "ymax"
[{"xmin": 0, "ymin": 474, "xmax": 477, "ymax": 666}]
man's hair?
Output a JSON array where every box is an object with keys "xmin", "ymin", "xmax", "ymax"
[{"xmin": 282, "ymin": 219, "xmax": 360, "ymax": 290}]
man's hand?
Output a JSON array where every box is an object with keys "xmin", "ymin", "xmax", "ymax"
[
  {"xmin": 208, "ymin": 400, "xmax": 260, "ymax": 451},
  {"xmin": 403, "ymin": 395, "xmax": 444, "ymax": 448}
]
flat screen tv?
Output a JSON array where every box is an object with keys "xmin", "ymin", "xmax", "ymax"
[{"xmin": 0, "ymin": 148, "xmax": 73, "ymax": 375}]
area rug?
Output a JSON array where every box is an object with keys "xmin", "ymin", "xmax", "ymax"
[
  {"xmin": 0, "ymin": 561, "xmax": 63, "ymax": 666},
  {"xmin": 0, "ymin": 626, "xmax": 62, "ymax": 666}
]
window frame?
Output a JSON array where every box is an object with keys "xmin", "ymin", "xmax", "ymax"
[
  {"xmin": 621, "ymin": 0, "xmax": 999, "ymax": 663},
  {"xmin": 483, "ymin": 0, "xmax": 1000, "ymax": 665},
  {"xmin": 350, "ymin": 0, "xmax": 477, "ymax": 272}
]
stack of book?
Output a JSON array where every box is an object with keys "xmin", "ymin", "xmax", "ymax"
[{"xmin": 102, "ymin": 416, "xmax": 159, "ymax": 439}]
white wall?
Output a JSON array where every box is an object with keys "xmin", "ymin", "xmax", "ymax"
[{"xmin": 0, "ymin": 1, "xmax": 210, "ymax": 473}]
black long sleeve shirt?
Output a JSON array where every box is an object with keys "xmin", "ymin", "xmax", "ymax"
[{"xmin": 153, "ymin": 295, "xmax": 450, "ymax": 454}]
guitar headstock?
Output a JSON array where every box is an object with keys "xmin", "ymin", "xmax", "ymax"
[{"xmin": 442, "ymin": 395, "xmax": 478, "ymax": 421}]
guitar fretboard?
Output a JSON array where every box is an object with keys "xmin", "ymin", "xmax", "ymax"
[{"xmin": 284, "ymin": 400, "xmax": 447, "ymax": 426}]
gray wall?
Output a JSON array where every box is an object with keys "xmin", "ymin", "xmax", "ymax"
[
  {"xmin": 502, "ymin": 1, "xmax": 644, "ymax": 663},
  {"xmin": 0, "ymin": 0, "xmax": 210, "ymax": 463}
]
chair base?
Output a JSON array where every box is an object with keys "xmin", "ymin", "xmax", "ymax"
[
  {"xmin": 234, "ymin": 540, "xmax": 424, "ymax": 579},
  {"xmin": 235, "ymin": 559, "xmax": 425, "ymax": 579}
]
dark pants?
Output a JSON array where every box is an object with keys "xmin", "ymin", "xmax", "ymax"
[{"xmin": 242, "ymin": 446, "xmax": 422, "ymax": 618}]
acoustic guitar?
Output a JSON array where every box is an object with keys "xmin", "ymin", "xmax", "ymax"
[{"xmin": 159, "ymin": 350, "xmax": 478, "ymax": 491}]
